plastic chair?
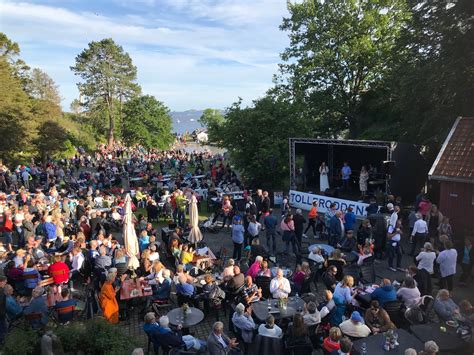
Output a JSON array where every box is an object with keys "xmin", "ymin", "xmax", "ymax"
[
  {"xmin": 255, "ymin": 276, "xmax": 271, "ymax": 299},
  {"xmin": 383, "ymin": 300, "xmax": 404, "ymax": 327},
  {"xmin": 24, "ymin": 312, "xmax": 44, "ymax": 329},
  {"xmin": 284, "ymin": 339, "xmax": 313, "ymax": 355},
  {"xmin": 145, "ymin": 331, "xmax": 160, "ymax": 355},
  {"xmin": 253, "ymin": 334, "xmax": 283, "ymax": 355},
  {"xmin": 360, "ymin": 263, "xmax": 376, "ymax": 284}
]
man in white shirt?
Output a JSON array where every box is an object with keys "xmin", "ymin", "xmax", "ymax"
[
  {"xmin": 339, "ymin": 311, "xmax": 371, "ymax": 338},
  {"xmin": 269, "ymin": 268, "xmax": 291, "ymax": 299},
  {"xmin": 410, "ymin": 213, "xmax": 428, "ymax": 256},
  {"xmin": 258, "ymin": 315, "xmax": 282, "ymax": 338},
  {"xmin": 387, "ymin": 204, "xmax": 400, "ymax": 228}
]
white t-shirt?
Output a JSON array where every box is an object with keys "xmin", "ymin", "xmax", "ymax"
[
  {"xmin": 258, "ymin": 324, "xmax": 282, "ymax": 338},
  {"xmin": 416, "ymin": 251, "xmax": 436, "ymax": 274},
  {"xmin": 397, "ymin": 287, "xmax": 421, "ymax": 307},
  {"xmin": 388, "ymin": 226, "xmax": 401, "ymax": 243}
]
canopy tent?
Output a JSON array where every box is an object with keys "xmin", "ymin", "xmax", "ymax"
[
  {"xmin": 187, "ymin": 194, "xmax": 203, "ymax": 245},
  {"xmin": 123, "ymin": 194, "xmax": 140, "ymax": 271}
]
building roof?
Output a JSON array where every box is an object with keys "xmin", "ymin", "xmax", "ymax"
[{"xmin": 429, "ymin": 117, "xmax": 474, "ymax": 184}]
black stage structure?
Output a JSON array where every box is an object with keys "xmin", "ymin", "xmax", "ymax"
[{"xmin": 289, "ymin": 138, "xmax": 428, "ymax": 202}]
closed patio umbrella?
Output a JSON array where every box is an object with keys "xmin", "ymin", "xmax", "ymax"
[
  {"xmin": 188, "ymin": 194, "xmax": 203, "ymax": 246},
  {"xmin": 123, "ymin": 194, "xmax": 140, "ymax": 271}
]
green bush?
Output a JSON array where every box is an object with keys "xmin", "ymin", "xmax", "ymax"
[
  {"xmin": 55, "ymin": 318, "xmax": 139, "ymax": 354},
  {"xmin": 2, "ymin": 327, "xmax": 41, "ymax": 355}
]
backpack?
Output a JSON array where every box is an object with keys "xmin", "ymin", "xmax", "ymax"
[{"xmin": 208, "ymin": 284, "xmax": 226, "ymax": 306}]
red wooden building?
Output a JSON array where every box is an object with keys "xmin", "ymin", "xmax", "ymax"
[{"xmin": 428, "ymin": 117, "xmax": 474, "ymax": 237}]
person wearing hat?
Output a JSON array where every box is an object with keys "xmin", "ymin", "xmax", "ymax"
[{"xmin": 339, "ymin": 311, "xmax": 371, "ymax": 338}]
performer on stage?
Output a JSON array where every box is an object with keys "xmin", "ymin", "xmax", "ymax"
[
  {"xmin": 341, "ymin": 161, "xmax": 352, "ymax": 191},
  {"xmin": 319, "ymin": 162, "xmax": 329, "ymax": 192},
  {"xmin": 359, "ymin": 166, "xmax": 369, "ymax": 198}
]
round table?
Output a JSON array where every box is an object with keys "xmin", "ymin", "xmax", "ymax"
[
  {"xmin": 167, "ymin": 307, "xmax": 204, "ymax": 328},
  {"xmin": 308, "ymin": 244, "xmax": 335, "ymax": 255}
]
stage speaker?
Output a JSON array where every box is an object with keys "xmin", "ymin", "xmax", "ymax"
[
  {"xmin": 325, "ymin": 188, "xmax": 339, "ymax": 198},
  {"xmin": 382, "ymin": 161, "xmax": 396, "ymax": 175}
]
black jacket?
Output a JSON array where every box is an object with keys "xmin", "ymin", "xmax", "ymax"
[{"xmin": 293, "ymin": 214, "xmax": 306, "ymax": 234}]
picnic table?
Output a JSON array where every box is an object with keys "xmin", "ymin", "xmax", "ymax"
[{"xmin": 120, "ymin": 279, "xmax": 153, "ymax": 300}]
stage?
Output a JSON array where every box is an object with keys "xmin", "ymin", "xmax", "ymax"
[{"xmin": 289, "ymin": 138, "xmax": 429, "ymax": 203}]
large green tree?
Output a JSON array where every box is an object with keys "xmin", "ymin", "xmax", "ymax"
[
  {"xmin": 71, "ymin": 39, "xmax": 140, "ymax": 147},
  {"xmin": 122, "ymin": 95, "xmax": 173, "ymax": 150},
  {"xmin": 214, "ymin": 96, "xmax": 311, "ymax": 188},
  {"xmin": 198, "ymin": 108, "xmax": 224, "ymax": 143},
  {"xmin": 27, "ymin": 68, "xmax": 61, "ymax": 106},
  {"xmin": 278, "ymin": 0, "xmax": 410, "ymax": 137}
]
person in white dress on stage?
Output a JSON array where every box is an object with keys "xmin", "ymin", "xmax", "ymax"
[{"xmin": 319, "ymin": 162, "xmax": 330, "ymax": 192}]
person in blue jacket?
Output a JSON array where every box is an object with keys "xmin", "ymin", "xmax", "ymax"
[
  {"xmin": 370, "ymin": 278, "xmax": 397, "ymax": 307},
  {"xmin": 344, "ymin": 207, "xmax": 357, "ymax": 232}
]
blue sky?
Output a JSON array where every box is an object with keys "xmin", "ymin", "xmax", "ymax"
[{"xmin": 0, "ymin": 0, "xmax": 290, "ymax": 111}]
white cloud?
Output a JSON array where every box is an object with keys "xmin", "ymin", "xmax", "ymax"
[{"xmin": 0, "ymin": 0, "xmax": 290, "ymax": 110}]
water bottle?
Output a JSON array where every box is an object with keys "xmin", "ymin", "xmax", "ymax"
[{"xmin": 360, "ymin": 342, "xmax": 367, "ymax": 355}]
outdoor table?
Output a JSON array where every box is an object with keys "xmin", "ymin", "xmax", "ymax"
[
  {"xmin": 120, "ymin": 279, "xmax": 153, "ymax": 300},
  {"xmin": 353, "ymin": 329, "xmax": 423, "ymax": 354},
  {"xmin": 354, "ymin": 284, "xmax": 379, "ymax": 308},
  {"xmin": 308, "ymin": 244, "xmax": 335, "ymax": 255},
  {"xmin": 410, "ymin": 323, "xmax": 466, "ymax": 353},
  {"xmin": 167, "ymin": 307, "xmax": 204, "ymax": 329},
  {"xmin": 251, "ymin": 296, "xmax": 306, "ymax": 323},
  {"xmin": 191, "ymin": 250, "xmax": 216, "ymax": 269}
]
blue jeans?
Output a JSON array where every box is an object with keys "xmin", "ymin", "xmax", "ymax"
[
  {"xmin": 0, "ymin": 319, "xmax": 6, "ymax": 344},
  {"xmin": 388, "ymin": 243, "xmax": 402, "ymax": 268},
  {"xmin": 183, "ymin": 335, "xmax": 207, "ymax": 351}
]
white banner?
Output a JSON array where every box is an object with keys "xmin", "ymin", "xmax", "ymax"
[
  {"xmin": 289, "ymin": 190, "xmax": 369, "ymax": 217},
  {"xmin": 273, "ymin": 191, "xmax": 283, "ymax": 206}
]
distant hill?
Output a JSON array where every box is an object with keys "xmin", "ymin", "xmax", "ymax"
[
  {"xmin": 170, "ymin": 109, "xmax": 224, "ymax": 134},
  {"xmin": 170, "ymin": 110, "xmax": 204, "ymax": 134}
]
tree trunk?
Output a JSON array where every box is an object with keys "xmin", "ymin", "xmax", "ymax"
[{"xmin": 108, "ymin": 109, "xmax": 115, "ymax": 149}]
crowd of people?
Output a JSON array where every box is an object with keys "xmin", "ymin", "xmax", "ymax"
[{"xmin": 0, "ymin": 143, "xmax": 472, "ymax": 355}]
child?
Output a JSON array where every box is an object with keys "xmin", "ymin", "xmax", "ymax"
[{"xmin": 323, "ymin": 326, "xmax": 342, "ymax": 353}]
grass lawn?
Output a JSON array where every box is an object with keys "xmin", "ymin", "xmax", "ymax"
[{"xmin": 135, "ymin": 202, "xmax": 214, "ymax": 230}]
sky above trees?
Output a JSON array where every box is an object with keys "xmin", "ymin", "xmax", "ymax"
[{"xmin": 0, "ymin": 0, "xmax": 289, "ymax": 111}]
